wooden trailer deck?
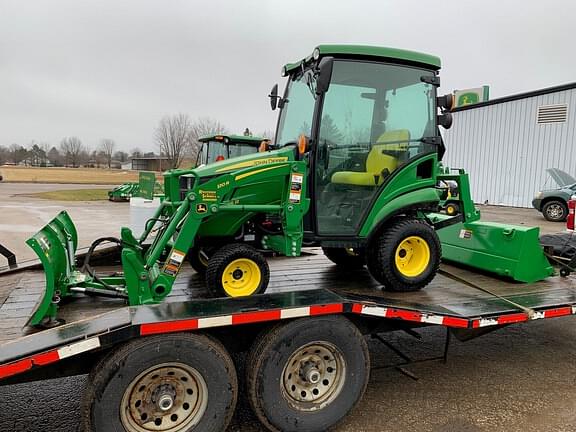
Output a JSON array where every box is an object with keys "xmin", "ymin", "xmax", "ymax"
[{"xmin": 2, "ymin": 249, "xmax": 576, "ymax": 349}]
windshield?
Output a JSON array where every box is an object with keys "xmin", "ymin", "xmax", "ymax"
[
  {"xmin": 275, "ymin": 72, "xmax": 316, "ymax": 146},
  {"xmin": 207, "ymin": 141, "xmax": 227, "ymax": 163},
  {"xmin": 229, "ymin": 144, "xmax": 258, "ymax": 158}
]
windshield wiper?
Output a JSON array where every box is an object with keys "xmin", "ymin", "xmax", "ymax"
[{"xmin": 304, "ymin": 70, "xmax": 317, "ymax": 99}]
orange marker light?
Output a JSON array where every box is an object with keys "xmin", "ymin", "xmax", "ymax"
[{"xmin": 298, "ymin": 134, "xmax": 309, "ymax": 155}]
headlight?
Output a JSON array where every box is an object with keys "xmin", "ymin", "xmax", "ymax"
[
  {"xmin": 535, "ymin": 191, "xmax": 543, "ymax": 199},
  {"xmin": 312, "ymin": 47, "xmax": 320, "ymax": 60}
]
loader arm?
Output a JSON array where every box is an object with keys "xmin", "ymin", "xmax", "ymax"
[
  {"xmin": 142, "ymin": 160, "xmax": 310, "ymax": 302},
  {"xmin": 25, "ymin": 160, "xmax": 309, "ymax": 326}
]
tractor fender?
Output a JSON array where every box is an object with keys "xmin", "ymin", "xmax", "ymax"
[{"xmin": 360, "ymin": 188, "xmax": 440, "ymax": 240}]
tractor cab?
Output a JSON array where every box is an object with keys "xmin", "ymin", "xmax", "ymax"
[
  {"xmin": 272, "ymin": 45, "xmax": 449, "ymax": 238},
  {"xmin": 195, "ymin": 134, "xmax": 264, "ymax": 166}
]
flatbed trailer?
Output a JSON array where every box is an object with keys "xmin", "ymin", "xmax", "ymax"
[{"xmin": 1, "ymin": 249, "xmax": 576, "ymax": 431}]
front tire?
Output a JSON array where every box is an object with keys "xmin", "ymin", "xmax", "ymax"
[
  {"xmin": 80, "ymin": 333, "xmax": 237, "ymax": 432},
  {"xmin": 542, "ymin": 200, "xmax": 568, "ymax": 222},
  {"xmin": 367, "ymin": 218, "xmax": 441, "ymax": 292},
  {"xmin": 322, "ymin": 247, "xmax": 365, "ymax": 269},
  {"xmin": 187, "ymin": 247, "xmax": 210, "ymax": 275},
  {"xmin": 206, "ymin": 243, "xmax": 269, "ymax": 298},
  {"xmin": 246, "ymin": 316, "xmax": 369, "ymax": 432},
  {"xmin": 445, "ymin": 202, "xmax": 460, "ymax": 216}
]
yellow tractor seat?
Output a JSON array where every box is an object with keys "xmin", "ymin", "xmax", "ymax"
[{"xmin": 331, "ymin": 130, "xmax": 410, "ymax": 186}]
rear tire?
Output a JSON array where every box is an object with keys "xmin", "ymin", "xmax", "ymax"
[
  {"xmin": 206, "ymin": 243, "xmax": 269, "ymax": 298},
  {"xmin": 80, "ymin": 333, "xmax": 237, "ymax": 432},
  {"xmin": 246, "ymin": 316, "xmax": 369, "ymax": 432},
  {"xmin": 322, "ymin": 247, "xmax": 365, "ymax": 269},
  {"xmin": 542, "ymin": 200, "xmax": 568, "ymax": 222},
  {"xmin": 367, "ymin": 218, "xmax": 441, "ymax": 292}
]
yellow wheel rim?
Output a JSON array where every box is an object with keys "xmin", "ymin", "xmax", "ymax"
[
  {"xmin": 221, "ymin": 258, "xmax": 261, "ymax": 297},
  {"xmin": 446, "ymin": 205, "xmax": 455, "ymax": 215},
  {"xmin": 394, "ymin": 236, "xmax": 431, "ymax": 277}
]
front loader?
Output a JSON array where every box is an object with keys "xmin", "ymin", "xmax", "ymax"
[{"xmin": 26, "ymin": 45, "xmax": 552, "ymax": 327}]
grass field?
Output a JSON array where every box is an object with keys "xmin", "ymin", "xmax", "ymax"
[
  {"xmin": 0, "ymin": 166, "xmax": 140, "ymax": 184},
  {"xmin": 23, "ymin": 189, "xmax": 110, "ymax": 201}
]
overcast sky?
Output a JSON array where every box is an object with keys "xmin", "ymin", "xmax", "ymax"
[{"xmin": 1, "ymin": 0, "xmax": 575, "ymax": 153}]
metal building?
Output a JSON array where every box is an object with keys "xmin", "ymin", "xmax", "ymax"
[
  {"xmin": 131, "ymin": 156, "xmax": 170, "ymax": 171},
  {"xmin": 442, "ymin": 82, "xmax": 576, "ymax": 208}
]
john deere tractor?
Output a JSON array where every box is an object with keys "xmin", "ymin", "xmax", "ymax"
[
  {"xmin": 195, "ymin": 134, "xmax": 264, "ymax": 166},
  {"xmin": 27, "ymin": 45, "xmax": 552, "ymax": 327}
]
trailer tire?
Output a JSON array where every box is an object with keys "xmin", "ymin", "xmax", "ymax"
[
  {"xmin": 206, "ymin": 243, "xmax": 269, "ymax": 298},
  {"xmin": 368, "ymin": 218, "xmax": 441, "ymax": 292},
  {"xmin": 80, "ymin": 333, "xmax": 237, "ymax": 432},
  {"xmin": 322, "ymin": 247, "xmax": 365, "ymax": 269},
  {"xmin": 246, "ymin": 315, "xmax": 369, "ymax": 432}
]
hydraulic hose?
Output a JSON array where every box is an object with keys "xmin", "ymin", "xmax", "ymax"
[{"xmin": 80, "ymin": 237, "xmax": 125, "ymax": 293}]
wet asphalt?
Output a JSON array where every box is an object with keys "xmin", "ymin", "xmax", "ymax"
[
  {"xmin": 1, "ymin": 184, "xmax": 574, "ymax": 431},
  {"xmin": 2, "ymin": 318, "xmax": 576, "ymax": 432}
]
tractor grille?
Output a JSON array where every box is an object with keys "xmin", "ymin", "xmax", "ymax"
[{"xmin": 179, "ymin": 175, "xmax": 195, "ymax": 201}]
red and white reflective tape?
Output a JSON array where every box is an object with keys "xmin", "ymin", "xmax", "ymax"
[
  {"xmin": 0, "ymin": 336, "xmax": 100, "ymax": 380},
  {"xmin": 139, "ymin": 303, "xmax": 344, "ymax": 336},
  {"xmin": 472, "ymin": 306, "xmax": 576, "ymax": 328},
  {"xmin": 351, "ymin": 303, "xmax": 469, "ymax": 328},
  {"xmin": 3, "ymin": 303, "xmax": 576, "ymax": 381}
]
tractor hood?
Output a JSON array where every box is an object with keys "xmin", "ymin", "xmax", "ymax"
[{"xmin": 191, "ymin": 146, "xmax": 295, "ymax": 178}]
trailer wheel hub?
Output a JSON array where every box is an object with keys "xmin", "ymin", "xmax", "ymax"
[
  {"xmin": 120, "ymin": 362, "xmax": 208, "ymax": 432},
  {"xmin": 281, "ymin": 342, "xmax": 346, "ymax": 411}
]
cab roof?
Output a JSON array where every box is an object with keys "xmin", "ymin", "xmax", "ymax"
[
  {"xmin": 198, "ymin": 134, "xmax": 265, "ymax": 146},
  {"xmin": 284, "ymin": 44, "xmax": 441, "ymax": 73}
]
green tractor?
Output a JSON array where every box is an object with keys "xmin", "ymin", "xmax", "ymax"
[
  {"xmin": 107, "ymin": 135, "xmax": 263, "ymax": 202},
  {"xmin": 195, "ymin": 134, "xmax": 265, "ymax": 166},
  {"xmin": 27, "ymin": 45, "xmax": 552, "ymax": 327}
]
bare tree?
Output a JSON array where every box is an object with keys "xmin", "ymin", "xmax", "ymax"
[
  {"xmin": 154, "ymin": 114, "xmax": 192, "ymax": 169},
  {"xmin": 188, "ymin": 117, "xmax": 229, "ymax": 161},
  {"xmin": 99, "ymin": 138, "xmax": 116, "ymax": 168},
  {"xmin": 0, "ymin": 145, "xmax": 8, "ymax": 165},
  {"xmin": 130, "ymin": 147, "xmax": 143, "ymax": 158},
  {"xmin": 114, "ymin": 150, "xmax": 129, "ymax": 163},
  {"xmin": 60, "ymin": 136, "xmax": 84, "ymax": 167},
  {"xmin": 9, "ymin": 144, "xmax": 28, "ymax": 165},
  {"xmin": 47, "ymin": 147, "xmax": 62, "ymax": 166}
]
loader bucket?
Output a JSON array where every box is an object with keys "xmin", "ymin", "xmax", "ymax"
[
  {"xmin": 430, "ymin": 213, "xmax": 554, "ymax": 283},
  {"xmin": 26, "ymin": 211, "xmax": 79, "ymax": 326}
]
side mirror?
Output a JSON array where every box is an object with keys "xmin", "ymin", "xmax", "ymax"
[
  {"xmin": 269, "ymin": 84, "xmax": 279, "ymax": 110},
  {"xmin": 316, "ymin": 57, "xmax": 334, "ymax": 95},
  {"xmin": 437, "ymin": 94, "xmax": 454, "ymax": 112},
  {"xmin": 437, "ymin": 112, "xmax": 453, "ymax": 129}
]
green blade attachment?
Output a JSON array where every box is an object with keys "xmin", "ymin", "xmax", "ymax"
[
  {"xmin": 430, "ymin": 213, "xmax": 554, "ymax": 283},
  {"xmin": 25, "ymin": 211, "xmax": 80, "ymax": 326}
]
